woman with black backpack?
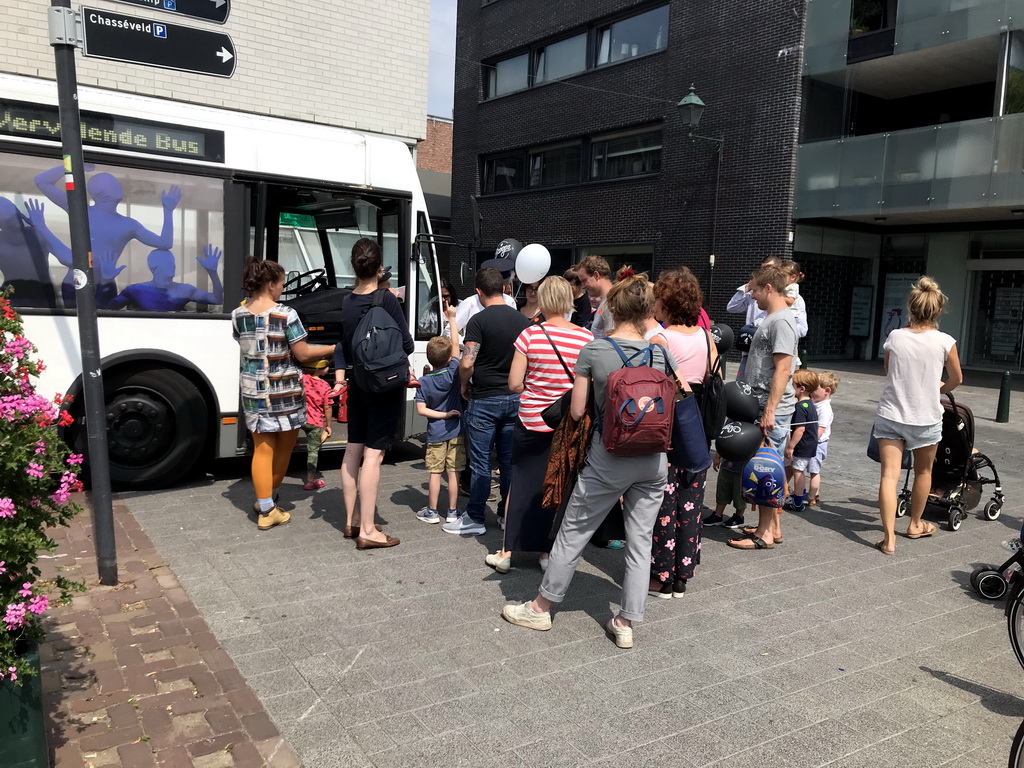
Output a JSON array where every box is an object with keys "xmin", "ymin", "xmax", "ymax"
[
  {"xmin": 646, "ymin": 269, "xmax": 718, "ymax": 598},
  {"xmin": 500, "ymin": 273, "xmax": 679, "ymax": 649},
  {"xmin": 332, "ymin": 238, "xmax": 414, "ymax": 549}
]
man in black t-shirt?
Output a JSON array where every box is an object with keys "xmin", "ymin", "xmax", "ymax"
[{"xmin": 442, "ymin": 267, "xmax": 530, "ymax": 536}]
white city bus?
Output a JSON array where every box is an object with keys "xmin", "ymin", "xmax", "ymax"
[{"xmin": 0, "ymin": 73, "xmax": 442, "ymax": 488}]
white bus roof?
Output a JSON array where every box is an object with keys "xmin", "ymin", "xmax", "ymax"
[{"xmin": 0, "ymin": 73, "xmax": 421, "ymax": 195}]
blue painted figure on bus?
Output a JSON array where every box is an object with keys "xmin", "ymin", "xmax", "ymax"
[
  {"xmin": 33, "ymin": 164, "xmax": 182, "ymax": 308},
  {"xmin": 108, "ymin": 245, "xmax": 223, "ymax": 311},
  {"xmin": 0, "ymin": 197, "xmax": 56, "ymax": 307}
]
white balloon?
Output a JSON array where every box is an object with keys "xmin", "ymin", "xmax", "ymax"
[{"xmin": 515, "ymin": 243, "xmax": 551, "ymax": 284}]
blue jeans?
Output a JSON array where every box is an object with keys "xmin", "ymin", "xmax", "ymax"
[{"xmin": 465, "ymin": 394, "xmax": 519, "ymax": 524}]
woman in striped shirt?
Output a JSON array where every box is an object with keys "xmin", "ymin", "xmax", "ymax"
[{"xmin": 484, "ymin": 276, "xmax": 593, "ymax": 574}]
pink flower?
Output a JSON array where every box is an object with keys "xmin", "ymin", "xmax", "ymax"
[
  {"xmin": 28, "ymin": 595, "xmax": 48, "ymax": 615},
  {"xmin": 34, "ymin": 441, "xmax": 46, "ymax": 454},
  {"xmin": 18, "ymin": 583, "xmax": 32, "ymax": 598},
  {"xmin": 666, "ymin": 539, "xmax": 676, "ymax": 551},
  {"xmin": 7, "ymin": 666, "xmax": 16, "ymax": 682},
  {"xmin": 682, "ymin": 556, "xmax": 692, "ymax": 566},
  {"xmin": 659, "ymin": 516, "xmax": 670, "ymax": 527},
  {"xmin": 0, "ymin": 561, "xmax": 5, "ymax": 575},
  {"xmin": 684, "ymin": 501, "xmax": 695, "ymax": 511},
  {"xmin": 25, "ymin": 462, "xmax": 44, "ymax": 478},
  {"xmin": 663, "ymin": 483, "xmax": 676, "ymax": 494},
  {"xmin": 67, "ymin": 453, "xmax": 83, "ymax": 465},
  {"xmin": 3, "ymin": 603, "xmax": 27, "ymax": 630},
  {"xmin": 0, "ymin": 498, "xmax": 14, "ymax": 519},
  {"xmin": 658, "ymin": 571, "xmax": 670, "ymax": 581}
]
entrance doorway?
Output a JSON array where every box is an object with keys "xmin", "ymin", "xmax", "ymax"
[{"xmin": 966, "ymin": 268, "xmax": 1024, "ymax": 370}]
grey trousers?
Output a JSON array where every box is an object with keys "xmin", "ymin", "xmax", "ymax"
[{"xmin": 539, "ymin": 438, "xmax": 667, "ymax": 623}]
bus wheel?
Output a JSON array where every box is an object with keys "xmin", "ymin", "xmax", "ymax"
[{"xmin": 101, "ymin": 369, "xmax": 209, "ymax": 489}]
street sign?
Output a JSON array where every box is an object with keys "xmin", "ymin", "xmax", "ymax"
[
  {"xmin": 81, "ymin": 7, "xmax": 236, "ymax": 78},
  {"xmin": 112, "ymin": 0, "xmax": 230, "ymax": 25}
]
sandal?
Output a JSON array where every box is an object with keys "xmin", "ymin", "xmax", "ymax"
[
  {"xmin": 741, "ymin": 527, "xmax": 783, "ymax": 544},
  {"xmin": 727, "ymin": 536, "xmax": 774, "ymax": 550},
  {"xmin": 874, "ymin": 541, "xmax": 895, "ymax": 556},
  {"xmin": 303, "ymin": 479, "xmax": 326, "ymax": 491},
  {"xmin": 904, "ymin": 522, "xmax": 937, "ymax": 540}
]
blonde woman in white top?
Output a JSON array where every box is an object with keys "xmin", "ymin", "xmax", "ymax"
[{"xmin": 872, "ymin": 277, "xmax": 962, "ymax": 555}]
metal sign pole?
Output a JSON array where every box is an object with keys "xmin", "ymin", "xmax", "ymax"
[{"xmin": 49, "ymin": 0, "xmax": 118, "ymax": 585}]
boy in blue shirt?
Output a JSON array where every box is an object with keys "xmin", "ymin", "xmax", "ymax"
[{"xmin": 415, "ymin": 306, "xmax": 465, "ymax": 523}]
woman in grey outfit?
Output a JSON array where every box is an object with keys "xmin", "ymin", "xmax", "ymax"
[{"xmin": 500, "ymin": 272, "xmax": 678, "ymax": 649}]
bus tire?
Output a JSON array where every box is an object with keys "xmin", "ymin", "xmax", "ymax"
[{"xmin": 94, "ymin": 368, "xmax": 209, "ymax": 489}]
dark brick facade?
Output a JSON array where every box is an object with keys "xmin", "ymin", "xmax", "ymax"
[
  {"xmin": 451, "ymin": 0, "xmax": 808, "ymax": 324},
  {"xmin": 796, "ymin": 254, "xmax": 874, "ymax": 360}
]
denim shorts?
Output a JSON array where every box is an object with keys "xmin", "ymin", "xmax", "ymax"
[
  {"xmin": 808, "ymin": 440, "xmax": 828, "ymax": 474},
  {"xmin": 765, "ymin": 410, "xmax": 793, "ymax": 455},
  {"xmin": 872, "ymin": 415, "xmax": 942, "ymax": 451}
]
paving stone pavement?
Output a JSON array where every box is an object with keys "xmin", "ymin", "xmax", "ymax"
[
  {"xmin": 118, "ymin": 363, "xmax": 1024, "ymax": 767},
  {"xmin": 38, "ymin": 499, "xmax": 302, "ymax": 768}
]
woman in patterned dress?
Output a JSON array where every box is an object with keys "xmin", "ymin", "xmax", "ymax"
[
  {"xmin": 648, "ymin": 269, "xmax": 717, "ymax": 597},
  {"xmin": 232, "ymin": 258, "xmax": 335, "ymax": 530}
]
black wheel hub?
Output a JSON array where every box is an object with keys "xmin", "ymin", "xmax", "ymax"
[{"xmin": 106, "ymin": 392, "xmax": 174, "ymax": 464}]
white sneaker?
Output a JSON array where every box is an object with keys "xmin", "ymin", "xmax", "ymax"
[
  {"xmin": 605, "ymin": 617, "xmax": 634, "ymax": 649},
  {"xmin": 485, "ymin": 552, "xmax": 511, "ymax": 573},
  {"xmin": 501, "ymin": 601, "xmax": 551, "ymax": 631},
  {"xmin": 415, "ymin": 507, "xmax": 441, "ymax": 524},
  {"xmin": 445, "ymin": 509, "xmax": 460, "ymax": 523},
  {"xmin": 442, "ymin": 513, "xmax": 486, "ymax": 536}
]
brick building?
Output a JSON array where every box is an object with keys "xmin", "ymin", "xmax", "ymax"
[
  {"xmin": 0, "ymin": 0, "xmax": 429, "ymax": 142},
  {"xmin": 451, "ymin": 0, "xmax": 806, "ymax": 325}
]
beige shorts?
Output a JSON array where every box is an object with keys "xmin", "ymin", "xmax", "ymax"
[{"xmin": 425, "ymin": 436, "xmax": 466, "ymax": 473}]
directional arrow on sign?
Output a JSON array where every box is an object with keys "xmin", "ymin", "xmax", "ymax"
[
  {"xmin": 82, "ymin": 8, "xmax": 237, "ymax": 78},
  {"xmin": 113, "ymin": 0, "xmax": 230, "ymax": 25}
]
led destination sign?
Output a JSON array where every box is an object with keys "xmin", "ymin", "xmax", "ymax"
[{"xmin": 0, "ymin": 99, "xmax": 225, "ymax": 162}]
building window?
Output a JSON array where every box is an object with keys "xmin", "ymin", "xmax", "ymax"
[
  {"xmin": 535, "ymin": 34, "xmax": 587, "ymax": 84},
  {"xmin": 596, "ymin": 6, "xmax": 669, "ymax": 65},
  {"xmin": 486, "ymin": 53, "xmax": 529, "ymax": 98},
  {"xmin": 482, "ymin": 5, "xmax": 668, "ymax": 100},
  {"xmin": 590, "ymin": 128, "xmax": 662, "ymax": 180},
  {"xmin": 528, "ymin": 143, "xmax": 581, "ymax": 188},
  {"xmin": 483, "ymin": 153, "xmax": 526, "ymax": 193}
]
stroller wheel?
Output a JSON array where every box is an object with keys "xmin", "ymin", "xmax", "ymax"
[
  {"xmin": 971, "ymin": 565, "xmax": 988, "ymax": 589},
  {"xmin": 974, "ymin": 569, "xmax": 1008, "ymax": 600},
  {"xmin": 948, "ymin": 506, "xmax": 965, "ymax": 531},
  {"xmin": 983, "ymin": 500, "xmax": 1002, "ymax": 521},
  {"xmin": 896, "ymin": 498, "xmax": 908, "ymax": 518}
]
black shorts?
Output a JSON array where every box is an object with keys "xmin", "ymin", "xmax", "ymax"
[{"xmin": 345, "ymin": 381, "xmax": 404, "ymax": 451}]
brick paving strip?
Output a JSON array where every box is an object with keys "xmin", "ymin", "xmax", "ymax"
[{"xmin": 37, "ymin": 497, "xmax": 302, "ymax": 768}]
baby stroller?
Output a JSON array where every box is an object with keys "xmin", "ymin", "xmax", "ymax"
[{"xmin": 894, "ymin": 393, "xmax": 1003, "ymax": 532}]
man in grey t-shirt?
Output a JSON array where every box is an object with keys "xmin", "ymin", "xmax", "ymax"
[{"xmin": 728, "ymin": 264, "xmax": 797, "ymax": 552}]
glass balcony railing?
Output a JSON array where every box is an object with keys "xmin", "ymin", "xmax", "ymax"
[
  {"xmin": 805, "ymin": 0, "xmax": 1024, "ymax": 75},
  {"xmin": 896, "ymin": 0, "xmax": 1024, "ymax": 53},
  {"xmin": 794, "ymin": 113, "xmax": 1024, "ymax": 218}
]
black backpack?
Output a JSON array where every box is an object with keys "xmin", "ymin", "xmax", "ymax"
[
  {"xmin": 347, "ymin": 290, "xmax": 408, "ymax": 392},
  {"xmin": 696, "ymin": 330, "xmax": 727, "ymax": 447}
]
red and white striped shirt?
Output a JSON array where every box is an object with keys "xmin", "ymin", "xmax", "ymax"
[{"xmin": 514, "ymin": 323, "xmax": 594, "ymax": 432}]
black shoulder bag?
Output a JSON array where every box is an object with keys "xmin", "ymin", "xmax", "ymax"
[{"xmin": 539, "ymin": 325, "xmax": 575, "ymax": 430}]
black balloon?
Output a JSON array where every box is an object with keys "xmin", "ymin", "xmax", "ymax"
[
  {"xmin": 724, "ymin": 380, "xmax": 760, "ymax": 423},
  {"xmin": 715, "ymin": 419, "xmax": 762, "ymax": 463},
  {"xmin": 495, "ymin": 238, "xmax": 523, "ymax": 262},
  {"xmin": 736, "ymin": 323, "xmax": 757, "ymax": 353},
  {"xmin": 709, "ymin": 323, "xmax": 733, "ymax": 355}
]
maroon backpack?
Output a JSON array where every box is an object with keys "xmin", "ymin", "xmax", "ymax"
[{"xmin": 602, "ymin": 338, "xmax": 674, "ymax": 457}]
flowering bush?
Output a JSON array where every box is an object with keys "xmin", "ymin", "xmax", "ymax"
[{"xmin": 1, "ymin": 290, "xmax": 84, "ymax": 684}]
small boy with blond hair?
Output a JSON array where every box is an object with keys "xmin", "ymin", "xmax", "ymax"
[
  {"xmin": 807, "ymin": 371, "xmax": 838, "ymax": 507},
  {"xmin": 414, "ymin": 305, "xmax": 465, "ymax": 524},
  {"xmin": 782, "ymin": 370, "xmax": 819, "ymax": 512}
]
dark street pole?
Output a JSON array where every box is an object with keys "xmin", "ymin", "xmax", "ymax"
[{"xmin": 49, "ymin": 0, "xmax": 118, "ymax": 585}]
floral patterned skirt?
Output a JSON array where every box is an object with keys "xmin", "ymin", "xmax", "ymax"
[{"xmin": 651, "ymin": 463, "xmax": 707, "ymax": 584}]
